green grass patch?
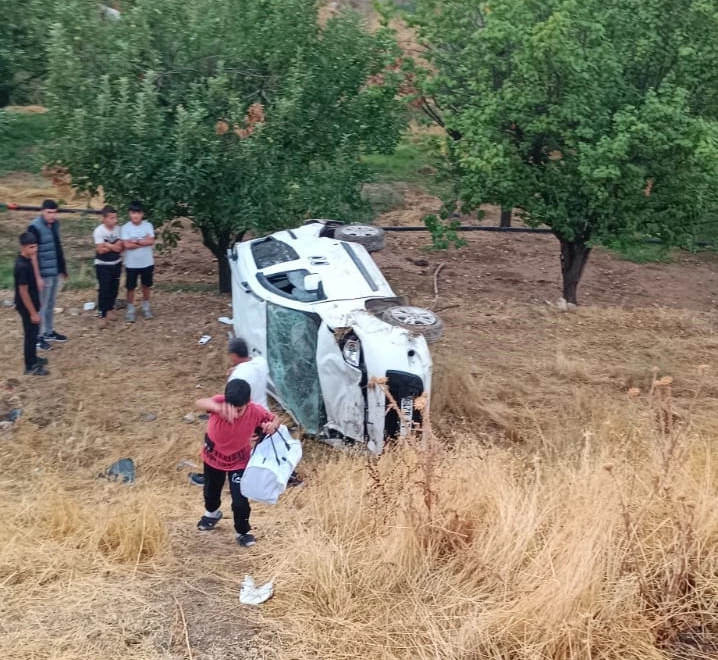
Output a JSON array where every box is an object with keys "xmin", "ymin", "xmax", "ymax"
[
  {"xmin": 0, "ymin": 111, "xmax": 51, "ymax": 176},
  {"xmin": 604, "ymin": 241, "xmax": 672, "ymax": 264},
  {"xmin": 363, "ymin": 133, "xmax": 442, "ymax": 189},
  {"xmin": 361, "ymin": 131, "xmax": 449, "ymax": 216}
]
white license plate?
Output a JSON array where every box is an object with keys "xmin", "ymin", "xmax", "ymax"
[{"xmin": 399, "ymin": 397, "xmax": 414, "ymax": 436}]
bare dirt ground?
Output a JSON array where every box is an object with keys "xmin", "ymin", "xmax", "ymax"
[
  {"xmin": 3, "ymin": 186, "xmax": 718, "ymax": 658},
  {"xmin": 374, "ymin": 189, "xmax": 718, "ymax": 311}
]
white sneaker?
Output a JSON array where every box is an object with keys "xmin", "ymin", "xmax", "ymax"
[
  {"xmin": 142, "ymin": 302, "xmax": 153, "ymax": 320},
  {"xmin": 126, "ymin": 304, "xmax": 136, "ymax": 323}
]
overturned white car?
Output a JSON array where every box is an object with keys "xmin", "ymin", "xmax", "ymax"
[{"xmin": 228, "ymin": 221, "xmax": 443, "ymax": 453}]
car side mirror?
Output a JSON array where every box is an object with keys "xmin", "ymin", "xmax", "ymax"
[{"xmin": 304, "ymin": 274, "xmax": 321, "ymax": 291}]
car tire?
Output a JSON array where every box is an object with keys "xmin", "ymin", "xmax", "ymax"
[
  {"xmin": 334, "ymin": 224, "xmax": 386, "ymax": 252},
  {"xmin": 380, "ymin": 306, "xmax": 444, "ymax": 344}
]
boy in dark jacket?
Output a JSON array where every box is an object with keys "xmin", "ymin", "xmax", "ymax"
[
  {"xmin": 28, "ymin": 199, "xmax": 69, "ymax": 349},
  {"xmin": 14, "ymin": 232, "xmax": 49, "ymax": 376}
]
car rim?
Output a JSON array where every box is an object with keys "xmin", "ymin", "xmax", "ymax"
[
  {"xmin": 388, "ymin": 306, "xmax": 437, "ymax": 326},
  {"xmin": 343, "ymin": 225, "xmax": 379, "ymax": 237}
]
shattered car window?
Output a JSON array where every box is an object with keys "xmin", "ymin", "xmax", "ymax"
[
  {"xmin": 266, "ymin": 303, "xmax": 325, "ymax": 434},
  {"xmin": 258, "ymin": 269, "xmax": 326, "ymax": 302},
  {"xmin": 251, "ymin": 237, "xmax": 299, "ymax": 269}
]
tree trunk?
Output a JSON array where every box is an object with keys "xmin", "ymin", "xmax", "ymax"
[
  {"xmin": 559, "ymin": 236, "xmax": 591, "ymax": 305},
  {"xmin": 201, "ymin": 234, "xmax": 231, "ymax": 294},
  {"xmin": 500, "ymin": 207, "xmax": 512, "ymax": 227},
  {"xmin": 216, "ymin": 252, "xmax": 231, "ymax": 294},
  {"xmin": 201, "ymin": 229, "xmax": 246, "ymax": 294},
  {"xmin": 0, "ymin": 85, "xmax": 11, "ymax": 108}
]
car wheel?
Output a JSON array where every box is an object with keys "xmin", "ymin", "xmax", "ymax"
[
  {"xmin": 334, "ymin": 224, "xmax": 386, "ymax": 252},
  {"xmin": 380, "ymin": 305, "xmax": 444, "ymax": 343}
]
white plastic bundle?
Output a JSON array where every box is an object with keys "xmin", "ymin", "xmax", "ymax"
[{"xmin": 240, "ymin": 425, "xmax": 302, "ymax": 504}]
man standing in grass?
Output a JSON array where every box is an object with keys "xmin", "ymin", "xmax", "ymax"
[
  {"xmin": 121, "ymin": 200, "xmax": 155, "ymax": 322},
  {"xmin": 14, "ymin": 232, "xmax": 49, "ymax": 376},
  {"xmin": 93, "ymin": 205, "xmax": 124, "ymax": 329},
  {"xmin": 28, "ymin": 199, "xmax": 69, "ymax": 350}
]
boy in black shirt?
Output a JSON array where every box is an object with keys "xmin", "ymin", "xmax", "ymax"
[{"xmin": 15, "ymin": 232, "xmax": 49, "ymax": 376}]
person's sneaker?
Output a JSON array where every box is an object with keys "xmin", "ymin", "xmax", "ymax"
[
  {"xmin": 236, "ymin": 533, "xmax": 256, "ymax": 547},
  {"xmin": 126, "ymin": 305, "xmax": 136, "ymax": 323},
  {"xmin": 24, "ymin": 365, "xmax": 49, "ymax": 376},
  {"xmin": 189, "ymin": 472, "xmax": 205, "ymax": 487},
  {"xmin": 46, "ymin": 331, "xmax": 68, "ymax": 342},
  {"xmin": 35, "ymin": 357, "xmax": 49, "ymax": 366},
  {"xmin": 287, "ymin": 471, "xmax": 304, "ymax": 488},
  {"xmin": 36, "ymin": 337, "xmax": 52, "ymax": 351},
  {"xmin": 197, "ymin": 510, "xmax": 223, "ymax": 531},
  {"xmin": 142, "ymin": 301, "xmax": 153, "ymax": 320}
]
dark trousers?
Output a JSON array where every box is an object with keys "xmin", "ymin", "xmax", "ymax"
[
  {"xmin": 203, "ymin": 462, "xmax": 251, "ymax": 535},
  {"xmin": 17, "ymin": 308, "xmax": 39, "ymax": 370},
  {"xmin": 95, "ymin": 263, "xmax": 122, "ymax": 317}
]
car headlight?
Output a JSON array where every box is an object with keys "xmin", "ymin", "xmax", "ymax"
[{"xmin": 342, "ymin": 338, "xmax": 361, "ymax": 367}]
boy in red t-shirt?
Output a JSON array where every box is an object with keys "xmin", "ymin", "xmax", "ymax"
[{"xmin": 195, "ymin": 378, "xmax": 279, "ymax": 547}]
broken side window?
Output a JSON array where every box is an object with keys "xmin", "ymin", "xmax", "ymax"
[{"xmin": 251, "ymin": 237, "xmax": 299, "ymax": 269}]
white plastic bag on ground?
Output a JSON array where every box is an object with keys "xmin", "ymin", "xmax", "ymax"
[
  {"xmin": 240, "ymin": 425, "xmax": 302, "ymax": 504},
  {"xmin": 239, "ymin": 575, "xmax": 274, "ymax": 605}
]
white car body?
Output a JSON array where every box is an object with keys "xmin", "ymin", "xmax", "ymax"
[{"xmin": 228, "ymin": 221, "xmax": 433, "ymax": 453}]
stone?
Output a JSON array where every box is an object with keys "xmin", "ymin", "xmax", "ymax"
[
  {"xmin": 183, "ymin": 413, "xmax": 196, "ymax": 423},
  {"xmin": 140, "ymin": 412, "xmax": 157, "ymax": 422}
]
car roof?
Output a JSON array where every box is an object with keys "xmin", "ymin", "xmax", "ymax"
[{"xmin": 239, "ymin": 225, "xmax": 396, "ymax": 303}]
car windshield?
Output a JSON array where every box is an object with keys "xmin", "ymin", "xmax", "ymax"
[{"xmin": 251, "ymin": 237, "xmax": 299, "ymax": 269}]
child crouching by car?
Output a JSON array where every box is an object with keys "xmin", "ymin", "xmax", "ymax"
[{"xmin": 195, "ymin": 379, "xmax": 279, "ymax": 547}]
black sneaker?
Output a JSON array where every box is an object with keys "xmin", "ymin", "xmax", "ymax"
[
  {"xmin": 34, "ymin": 357, "xmax": 49, "ymax": 366},
  {"xmin": 189, "ymin": 473, "xmax": 205, "ymax": 487},
  {"xmin": 236, "ymin": 533, "xmax": 256, "ymax": 547},
  {"xmin": 197, "ymin": 510, "xmax": 223, "ymax": 531},
  {"xmin": 24, "ymin": 365, "xmax": 49, "ymax": 376},
  {"xmin": 46, "ymin": 331, "xmax": 68, "ymax": 342},
  {"xmin": 36, "ymin": 337, "xmax": 52, "ymax": 351},
  {"xmin": 287, "ymin": 471, "xmax": 304, "ymax": 488}
]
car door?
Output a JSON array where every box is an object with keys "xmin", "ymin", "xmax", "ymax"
[
  {"xmin": 229, "ymin": 247, "xmax": 267, "ymax": 357},
  {"xmin": 265, "ymin": 302, "xmax": 325, "ymax": 434}
]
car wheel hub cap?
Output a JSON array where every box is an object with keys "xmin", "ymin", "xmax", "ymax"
[
  {"xmin": 389, "ymin": 306, "xmax": 437, "ymax": 326},
  {"xmin": 344, "ymin": 226, "xmax": 378, "ymax": 237}
]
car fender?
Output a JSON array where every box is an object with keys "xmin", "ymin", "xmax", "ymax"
[{"xmin": 316, "ymin": 323, "xmax": 365, "ymax": 443}]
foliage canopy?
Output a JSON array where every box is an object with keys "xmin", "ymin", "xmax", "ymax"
[
  {"xmin": 408, "ymin": 0, "xmax": 718, "ymax": 302},
  {"xmin": 48, "ymin": 0, "xmax": 405, "ymax": 291}
]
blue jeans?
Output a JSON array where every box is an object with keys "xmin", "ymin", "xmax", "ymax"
[{"xmin": 39, "ymin": 275, "xmax": 59, "ymax": 338}]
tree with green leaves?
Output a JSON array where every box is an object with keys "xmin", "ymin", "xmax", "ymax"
[
  {"xmin": 47, "ymin": 0, "xmax": 405, "ymax": 291},
  {"xmin": 407, "ymin": 0, "xmax": 718, "ymax": 303},
  {"xmin": 0, "ymin": 0, "xmax": 59, "ymax": 106}
]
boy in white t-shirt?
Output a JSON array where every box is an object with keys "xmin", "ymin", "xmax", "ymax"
[
  {"xmin": 226, "ymin": 337, "xmax": 269, "ymax": 408},
  {"xmin": 120, "ymin": 200, "xmax": 155, "ymax": 322},
  {"xmin": 93, "ymin": 205, "xmax": 124, "ymax": 329}
]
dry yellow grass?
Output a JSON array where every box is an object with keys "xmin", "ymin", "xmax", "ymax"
[
  {"xmin": 2, "ymin": 280, "xmax": 718, "ymax": 657},
  {"xmin": 255, "ymin": 375, "xmax": 718, "ymax": 659}
]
